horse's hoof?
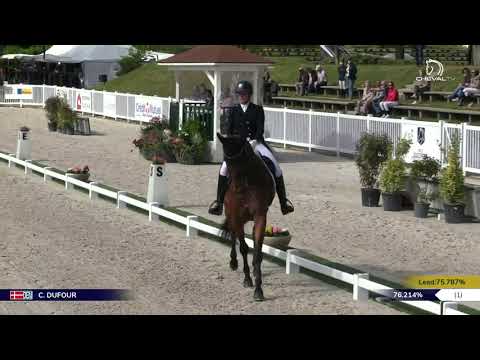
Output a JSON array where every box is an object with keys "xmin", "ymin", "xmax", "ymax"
[
  {"xmin": 230, "ymin": 259, "xmax": 238, "ymax": 271},
  {"xmin": 243, "ymin": 278, "xmax": 253, "ymax": 288},
  {"xmin": 253, "ymin": 289, "xmax": 265, "ymax": 302}
]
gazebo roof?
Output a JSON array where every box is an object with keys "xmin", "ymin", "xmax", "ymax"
[{"xmin": 159, "ymin": 45, "xmax": 273, "ymax": 65}]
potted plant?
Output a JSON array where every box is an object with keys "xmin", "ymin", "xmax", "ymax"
[
  {"xmin": 66, "ymin": 165, "xmax": 90, "ymax": 182},
  {"xmin": 172, "ymin": 119, "xmax": 208, "ymax": 165},
  {"xmin": 355, "ymin": 133, "xmax": 391, "ymax": 207},
  {"xmin": 132, "ymin": 117, "xmax": 176, "ymax": 163},
  {"xmin": 56, "ymin": 98, "xmax": 76, "ymax": 135},
  {"xmin": 263, "ymin": 224, "xmax": 292, "ymax": 248},
  {"xmin": 439, "ymin": 134, "xmax": 465, "ymax": 223},
  {"xmin": 410, "ymin": 155, "xmax": 441, "ymax": 218},
  {"xmin": 379, "ymin": 138, "xmax": 412, "ymax": 211},
  {"xmin": 45, "ymin": 96, "xmax": 62, "ymax": 132}
]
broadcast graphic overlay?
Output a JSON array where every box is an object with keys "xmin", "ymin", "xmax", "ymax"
[{"xmin": 0, "ymin": 289, "xmax": 134, "ymax": 302}]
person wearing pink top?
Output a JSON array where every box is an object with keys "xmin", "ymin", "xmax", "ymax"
[{"xmin": 379, "ymin": 81, "xmax": 399, "ymax": 118}]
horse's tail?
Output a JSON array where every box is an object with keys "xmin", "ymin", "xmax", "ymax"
[{"xmin": 219, "ymin": 219, "xmax": 232, "ymax": 242}]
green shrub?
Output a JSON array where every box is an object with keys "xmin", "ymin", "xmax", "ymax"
[
  {"xmin": 410, "ymin": 155, "xmax": 441, "ymax": 203},
  {"xmin": 56, "ymin": 98, "xmax": 77, "ymax": 131},
  {"xmin": 117, "ymin": 48, "xmax": 145, "ymax": 76},
  {"xmin": 45, "ymin": 96, "xmax": 62, "ymax": 125},
  {"xmin": 172, "ymin": 118, "xmax": 209, "ymax": 164},
  {"xmin": 379, "ymin": 138, "xmax": 412, "ymax": 193},
  {"xmin": 132, "ymin": 117, "xmax": 176, "ymax": 163},
  {"xmin": 355, "ymin": 133, "xmax": 391, "ymax": 189},
  {"xmin": 439, "ymin": 134, "xmax": 465, "ymax": 205}
]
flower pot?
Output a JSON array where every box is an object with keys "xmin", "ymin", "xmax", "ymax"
[
  {"xmin": 382, "ymin": 192, "xmax": 402, "ymax": 211},
  {"xmin": 414, "ymin": 202, "xmax": 430, "ymax": 218},
  {"xmin": 263, "ymin": 234, "xmax": 292, "ymax": 248},
  {"xmin": 361, "ymin": 188, "xmax": 381, "ymax": 207},
  {"xmin": 443, "ymin": 203, "xmax": 465, "ymax": 224},
  {"xmin": 66, "ymin": 173, "xmax": 90, "ymax": 182}
]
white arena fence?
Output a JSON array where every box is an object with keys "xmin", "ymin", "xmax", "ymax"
[
  {"xmin": 0, "ymin": 149, "xmax": 471, "ymax": 315},
  {"xmin": 263, "ymin": 107, "xmax": 480, "ymax": 175},
  {"xmin": 1, "ymin": 84, "xmax": 479, "ymax": 174}
]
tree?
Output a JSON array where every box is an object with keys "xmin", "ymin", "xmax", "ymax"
[
  {"xmin": 117, "ymin": 48, "xmax": 145, "ymax": 76},
  {"xmin": 472, "ymin": 45, "xmax": 480, "ymax": 66}
]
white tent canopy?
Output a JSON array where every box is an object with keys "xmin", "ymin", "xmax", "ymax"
[{"xmin": 34, "ymin": 45, "xmax": 133, "ymax": 63}]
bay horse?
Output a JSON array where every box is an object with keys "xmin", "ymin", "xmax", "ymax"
[{"xmin": 217, "ymin": 133, "xmax": 276, "ymax": 301}]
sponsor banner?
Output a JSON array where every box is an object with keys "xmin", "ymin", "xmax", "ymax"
[
  {"xmin": 134, "ymin": 97, "xmax": 163, "ymax": 122},
  {"xmin": 402, "ymin": 123, "xmax": 441, "ymax": 163},
  {"xmin": 5, "ymin": 85, "xmax": 34, "ymax": 100},
  {"xmin": 76, "ymin": 90, "xmax": 92, "ymax": 113},
  {"xmin": 103, "ymin": 93, "xmax": 117, "ymax": 118}
]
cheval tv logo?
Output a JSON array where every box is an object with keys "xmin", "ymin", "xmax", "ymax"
[
  {"xmin": 416, "ymin": 59, "xmax": 455, "ymax": 82},
  {"xmin": 10, "ymin": 290, "xmax": 33, "ymax": 301}
]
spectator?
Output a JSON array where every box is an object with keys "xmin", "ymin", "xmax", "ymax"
[
  {"xmin": 315, "ymin": 65, "xmax": 328, "ymax": 92},
  {"xmin": 345, "ymin": 59, "xmax": 358, "ymax": 100},
  {"xmin": 295, "ymin": 67, "xmax": 305, "ymax": 96},
  {"xmin": 379, "ymin": 81, "xmax": 399, "ymax": 118},
  {"xmin": 459, "ymin": 70, "xmax": 480, "ymax": 107},
  {"xmin": 371, "ymin": 80, "xmax": 386, "ymax": 116},
  {"xmin": 198, "ymin": 84, "xmax": 208, "ymax": 100},
  {"xmin": 307, "ymin": 68, "xmax": 317, "ymax": 95},
  {"xmin": 415, "ymin": 45, "xmax": 425, "ymax": 66},
  {"xmin": 263, "ymin": 70, "xmax": 271, "ymax": 83},
  {"xmin": 411, "ymin": 69, "xmax": 431, "ymax": 104},
  {"xmin": 205, "ymin": 89, "xmax": 214, "ymax": 106},
  {"xmin": 355, "ymin": 80, "xmax": 375, "ymax": 115},
  {"xmin": 447, "ymin": 68, "xmax": 471, "ymax": 102},
  {"xmin": 338, "ymin": 60, "xmax": 347, "ymax": 97}
]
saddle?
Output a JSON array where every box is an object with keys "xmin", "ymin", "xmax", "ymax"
[{"xmin": 249, "ymin": 140, "xmax": 276, "ymax": 181}]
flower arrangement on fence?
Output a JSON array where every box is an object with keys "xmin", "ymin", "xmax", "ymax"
[
  {"xmin": 66, "ymin": 165, "xmax": 90, "ymax": 181},
  {"xmin": 132, "ymin": 116, "xmax": 176, "ymax": 163},
  {"xmin": 171, "ymin": 118, "xmax": 208, "ymax": 165},
  {"xmin": 264, "ymin": 225, "xmax": 290, "ymax": 237}
]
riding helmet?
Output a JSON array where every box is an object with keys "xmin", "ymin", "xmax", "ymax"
[{"xmin": 235, "ymin": 81, "xmax": 253, "ymax": 96}]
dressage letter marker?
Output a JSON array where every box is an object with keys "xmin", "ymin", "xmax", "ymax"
[
  {"xmin": 147, "ymin": 164, "xmax": 169, "ymax": 207},
  {"xmin": 16, "ymin": 128, "xmax": 31, "ymax": 161}
]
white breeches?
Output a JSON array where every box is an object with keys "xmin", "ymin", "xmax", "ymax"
[{"xmin": 219, "ymin": 140, "xmax": 282, "ymax": 177}]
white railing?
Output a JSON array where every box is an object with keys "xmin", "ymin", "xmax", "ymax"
[
  {"xmin": 0, "ymin": 149, "xmax": 470, "ymax": 315},
  {"xmin": 264, "ymin": 106, "xmax": 480, "ymax": 175},
  {"xmin": 0, "ymin": 84, "xmax": 205, "ymax": 127},
  {"xmin": 1, "ymin": 84, "xmax": 479, "ymax": 175}
]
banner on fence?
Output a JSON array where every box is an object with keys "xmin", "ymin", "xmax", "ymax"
[
  {"xmin": 76, "ymin": 90, "xmax": 92, "ymax": 113},
  {"xmin": 135, "ymin": 97, "xmax": 163, "ymax": 122},
  {"xmin": 103, "ymin": 93, "xmax": 116, "ymax": 118},
  {"xmin": 402, "ymin": 123, "xmax": 442, "ymax": 163},
  {"xmin": 4, "ymin": 85, "xmax": 33, "ymax": 100}
]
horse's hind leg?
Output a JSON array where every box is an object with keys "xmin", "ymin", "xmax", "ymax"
[
  {"xmin": 229, "ymin": 234, "xmax": 238, "ymax": 271},
  {"xmin": 238, "ymin": 233, "xmax": 253, "ymax": 288}
]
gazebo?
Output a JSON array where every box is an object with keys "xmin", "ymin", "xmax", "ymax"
[{"xmin": 158, "ymin": 45, "xmax": 273, "ymax": 163}]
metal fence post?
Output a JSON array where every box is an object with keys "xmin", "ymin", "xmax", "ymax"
[
  {"xmin": 42, "ymin": 84, "xmax": 46, "ymax": 107},
  {"xmin": 124, "ymin": 94, "xmax": 127, "ymax": 122},
  {"xmin": 438, "ymin": 120, "xmax": 445, "ymax": 166},
  {"xmin": 283, "ymin": 106, "xmax": 287, "ymax": 149},
  {"xmin": 179, "ymin": 99, "xmax": 184, "ymax": 130},
  {"xmin": 336, "ymin": 112, "xmax": 340, "ymax": 157},
  {"xmin": 308, "ymin": 109, "xmax": 312, "ymax": 152},
  {"xmin": 186, "ymin": 216, "xmax": 199, "ymax": 238},
  {"xmin": 286, "ymin": 249, "xmax": 301, "ymax": 274}
]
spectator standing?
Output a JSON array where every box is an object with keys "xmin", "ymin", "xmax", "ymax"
[
  {"xmin": 295, "ymin": 67, "xmax": 306, "ymax": 96},
  {"xmin": 411, "ymin": 69, "xmax": 431, "ymax": 104},
  {"xmin": 447, "ymin": 68, "xmax": 471, "ymax": 102},
  {"xmin": 379, "ymin": 81, "xmax": 399, "ymax": 117},
  {"xmin": 345, "ymin": 59, "xmax": 358, "ymax": 100},
  {"xmin": 270, "ymin": 79, "xmax": 279, "ymax": 98},
  {"xmin": 338, "ymin": 60, "xmax": 347, "ymax": 97}
]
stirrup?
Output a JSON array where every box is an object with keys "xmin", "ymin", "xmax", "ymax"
[{"xmin": 208, "ymin": 200, "xmax": 223, "ymax": 215}]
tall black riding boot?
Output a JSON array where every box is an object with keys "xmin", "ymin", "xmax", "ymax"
[
  {"xmin": 275, "ymin": 175, "xmax": 294, "ymax": 215},
  {"xmin": 208, "ymin": 175, "xmax": 229, "ymax": 215}
]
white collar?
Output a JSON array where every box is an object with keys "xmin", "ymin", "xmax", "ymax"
[{"xmin": 240, "ymin": 102, "xmax": 250, "ymax": 112}]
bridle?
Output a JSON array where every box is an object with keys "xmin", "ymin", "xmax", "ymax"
[{"xmin": 223, "ymin": 140, "xmax": 249, "ymax": 161}]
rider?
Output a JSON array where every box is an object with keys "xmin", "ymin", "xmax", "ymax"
[{"xmin": 208, "ymin": 80, "xmax": 294, "ymax": 216}]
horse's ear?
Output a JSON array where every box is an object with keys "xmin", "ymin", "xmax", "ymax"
[{"xmin": 217, "ymin": 132, "xmax": 225, "ymax": 143}]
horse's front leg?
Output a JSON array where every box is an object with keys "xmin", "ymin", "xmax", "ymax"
[
  {"xmin": 230, "ymin": 232, "xmax": 238, "ymax": 271},
  {"xmin": 238, "ymin": 230, "xmax": 253, "ymax": 288},
  {"xmin": 252, "ymin": 214, "xmax": 267, "ymax": 301}
]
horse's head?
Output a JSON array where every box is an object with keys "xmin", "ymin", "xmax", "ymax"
[{"xmin": 217, "ymin": 133, "xmax": 251, "ymax": 160}]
